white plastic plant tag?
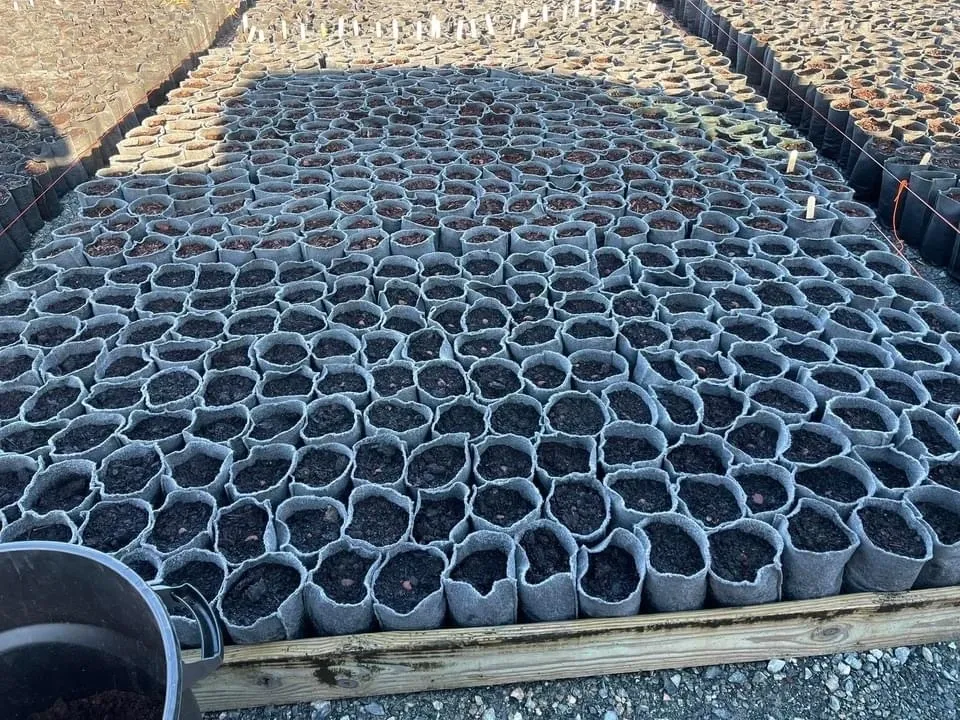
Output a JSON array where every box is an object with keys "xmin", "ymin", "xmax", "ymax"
[
  {"xmin": 258, "ymin": 29, "xmax": 264, "ymax": 42},
  {"xmin": 431, "ymin": 15, "xmax": 441, "ymax": 38},
  {"xmin": 242, "ymin": 13, "xmax": 248, "ymax": 30},
  {"xmin": 486, "ymin": 14, "xmax": 495, "ymax": 35},
  {"xmin": 353, "ymin": 18, "xmax": 360, "ymax": 36},
  {"xmin": 542, "ymin": 5, "xmax": 549, "ymax": 20},
  {"xmin": 393, "ymin": 19, "xmax": 400, "ymax": 41},
  {"xmin": 320, "ymin": 21, "xmax": 328, "ymax": 38},
  {"xmin": 338, "ymin": 17, "xmax": 345, "ymax": 39},
  {"xmin": 920, "ymin": 153, "xmax": 932, "ymax": 166},
  {"xmin": 456, "ymin": 19, "xmax": 463, "ymax": 40},
  {"xmin": 247, "ymin": 26, "xmax": 256, "ymax": 43},
  {"xmin": 281, "ymin": 19, "xmax": 288, "ymax": 39},
  {"xmin": 562, "ymin": 4, "xmax": 569, "ymax": 21},
  {"xmin": 613, "ymin": 0, "xmax": 621, "ymax": 12},
  {"xmin": 470, "ymin": 18, "xmax": 478, "ymax": 38},
  {"xmin": 786, "ymin": 150, "xmax": 798, "ymax": 174},
  {"xmin": 376, "ymin": 21, "xmax": 383, "ymax": 38},
  {"xmin": 300, "ymin": 22, "xmax": 306, "ymax": 40},
  {"xmin": 416, "ymin": 20, "xmax": 423, "ymax": 41},
  {"xmin": 591, "ymin": 0, "xmax": 597, "ymax": 17},
  {"xmin": 805, "ymin": 195, "xmax": 816, "ymax": 220},
  {"xmin": 647, "ymin": 1, "xmax": 656, "ymax": 13},
  {"xmin": 520, "ymin": 9, "xmax": 529, "ymax": 29}
]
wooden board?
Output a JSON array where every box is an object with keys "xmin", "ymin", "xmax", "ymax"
[{"xmin": 190, "ymin": 586, "xmax": 960, "ymax": 711}]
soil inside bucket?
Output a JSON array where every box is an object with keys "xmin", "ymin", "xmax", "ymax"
[
  {"xmin": 29, "ymin": 690, "xmax": 163, "ymax": 720},
  {"xmin": 32, "ymin": 472, "xmax": 91, "ymax": 514},
  {"xmin": 547, "ymin": 396, "xmax": 605, "ymax": 435},
  {"xmin": 466, "ymin": 307, "xmax": 508, "ymax": 331},
  {"xmin": 304, "ymin": 403, "xmax": 355, "ymax": 438},
  {"xmin": 171, "ymin": 453, "xmax": 223, "ymax": 489},
  {"xmin": 233, "ymin": 458, "xmax": 289, "ymax": 493},
  {"xmin": 549, "ymin": 483, "xmax": 605, "ymax": 536},
  {"xmin": 451, "ymin": 549, "xmax": 508, "ymax": 596},
  {"xmin": 101, "ymin": 450, "xmax": 161, "ymax": 495},
  {"xmin": 735, "ymin": 473, "xmax": 788, "ymax": 514},
  {"xmin": 413, "ymin": 496, "xmax": 466, "ymax": 544},
  {"xmin": 317, "ymin": 370, "xmax": 367, "ymax": 396},
  {"xmin": 217, "ymin": 504, "xmax": 269, "ymax": 564},
  {"xmin": 286, "ymin": 505, "xmax": 342, "ymax": 553},
  {"xmin": 375, "ymin": 549, "xmax": 444, "ymax": 614},
  {"xmin": 81, "ymin": 503, "xmax": 149, "ymax": 553},
  {"xmin": 510, "ymin": 302, "xmax": 550, "ymax": 324},
  {"xmin": 859, "ymin": 507, "xmax": 926, "ymax": 558},
  {"xmin": 914, "ymin": 503, "xmax": 960, "ymax": 546},
  {"xmin": 316, "ymin": 549, "xmax": 376, "ymax": 604},
  {"xmin": 796, "ymin": 466, "xmax": 865, "ymax": 504},
  {"xmin": 262, "ymin": 373, "xmax": 313, "ymax": 399},
  {"xmin": 646, "ymin": 522, "xmax": 705, "ymax": 576},
  {"xmin": 788, "ymin": 506, "xmax": 851, "ymax": 552},
  {"xmin": 709, "ymin": 528, "xmax": 775, "ymax": 583},
  {"xmin": 434, "ymin": 404, "xmax": 486, "ymax": 439},
  {"xmin": 194, "ymin": 413, "xmax": 245, "ymax": 443},
  {"xmin": 752, "ymin": 389, "xmax": 808, "ymax": 415},
  {"xmin": 679, "ymin": 481, "xmax": 740, "ymax": 527},
  {"xmin": 408, "ymin": 445, "xmax": 466, "ymax": 490},
  {"xmin": 581, "ymin": 545, "xmax": 639, "ymax": 602},
  {"xmin": 419, "ymin": 365, "xmax": 468, "ymax": 400},
  {"xmin": 477, "ymin": 445, "xmax": 533, "ymax": 482},
  {"xmin": 53, "ymin": 422, "xmax": 115, "ymax": 454},
  {"xmin": 221, "ymin": 562, "xmax": 300, "ymax": 627},
  {"xmin": 784, "ymin": 428, "xmax": 844, "ymax": 465},
  {"xmin": 621, "ymin": 323, "xmax": 668, "ymax": 350},
  {"xmin": 203, "ymin": 374, "xmax": 255, "ymax": 406},
  {"xmin": 164, "ymin": 560, "xmax": 225, "ymax": 610},
  {"xmin": 490, "ymin": 401, "xmax": 541, "ymax": 437},
  {"xmin": 346, "ymin": 496, "xmax": 409, "ymax": 547},
  {"xmin": 355, "ymin": 442, "xmax": 405, "ymax": 485},
  {"xmin": 727, "ymin": 423, "xmax": 780, "ymax": 459},
  {"xmin": 605, "ymin": 390, "xmax": 651, "ymax": 424},
  {"xmin": 313, "ymin": 338, "xmax": 357, "ymax": 360},
  {"xmin": 473, "ymin": 485, "xmax": 535, "ymax": 528},
  {"xmin": 519, "ymin": 527, "xmax": 570, "ymax": 584},
  {"xmin": 149, "ymin": 501, "xmax": 212, "ymax": 553}
]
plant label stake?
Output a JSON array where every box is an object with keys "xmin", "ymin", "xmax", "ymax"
[
  {"xmin": 258, "ymin": 29, "xmax": 264, "ymax": 42},
  {"xmin": 242, "ymin": 13, "xmax": 248, "ymax": 30},
  {"xmin": 591, "ymin": 0, "xmax": 597, "ymax": 17},
  {"xmin": 416, "ymin": 20, "xmax": 424, "ymax": 41},
  {"xmin": 353, "ymin": 18, "xmax": 360, "ymax": 36},
  {"xmin": 647, "ymin": 1, "xmax": 656, "ymax": 13},
  {"xmin": 562, "ymin": 4, "xmax": 569, "ymax": 21},
  {"xmin": 376, "ymin": 21, "xmax": 383, "ymax": 38},
  {"xmin": 542, "ymin": 5, "xmax": 548, "ymax": 20},
  {"xmin": 806, "ymin": 195, "xmax": 816, "ymax": 220},
  {"xmin": 574, "ymin": 0, "xmax": 580, "ymax": 17},
  {"xmin": 613, "ymin": 0, "xmax": 621, "ymax": 12},
  {"xmin": 281, "ymin": 19, "xmax": 288, "ymax": 39},
  {"xmin": 431, "ymin": 15, "xmax": 441, "ymax": 39},
  {"xmin": 921, "ymin": 153, "xmax": 932, "ymax": 166},
  {"xmin": 470, "ymin": 18, "xmax": 478, "ymax": 38},
  {"xmin": 786, "ymin": 150, "xmax": 798, "ymax": 174},
  {"xmin": 485, "ymin": 14, "xmax": 495, "ymax": 35},
  {"xmin": 520, "ymin": 9, "xmax": 529, "ymax": 29},
  {"xmin": 247, "ymin": 26, "xmax": 256, "ymax": 43},
  {"xmin": 300, "ymin": 22, "xmax": 307, "ymax": 40},
  {"xmin": 338, "ymin": 17, "xmax": 345, "ymax": 40},
  {"xmin": 456, "ymin": 19, "xmax": 463, "ymax": 40},
  {"xmin": 393, "ymin": 19, "xmax": 400, "ymax": 42},
  {"xmin": 510, "ymin": 18, "xmax": 517, "ymax": 35},
  {"xmin": 626, "ymin": 0, "xmax": 633, "ymax": 10},
  {"xmin": 320, "ymin": 21, "xmax": 328, "ymax": 38}
]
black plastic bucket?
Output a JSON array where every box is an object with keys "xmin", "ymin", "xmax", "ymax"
[{"xmin": 0, "ymin": 542, "xmax": 222, "ymax": 720}]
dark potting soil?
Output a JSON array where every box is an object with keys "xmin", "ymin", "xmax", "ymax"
[
  {"xmin": 924, "ymin": 378, "xmax": 960, "ymax": 406},
  {"xmin": 723, "ymin": 321, "xmax": 771, "ymax": 343},
  {"xmin": 198, "ymin": 268, "xmax": 234, "ymax": 290},
  {"xmin": 571, "ymin": 360, "xmax": 620, "ymax": 382},
  {"xmin": 756, "ymin": 285, "xmax": 796, "ymax": 307},
  {"xmin": 52, "ymin": 351, "xmax": 100, "ymax": 376},
  {"xmin": 657, "ymin": 389, "xmax": 698, "ymax": 426},
  {"xmin": 32, "ymin": 471, "xmax": 91, "ymax": 514},
  {"xmin": 250, "ymin": 411, "xmax": 301, "ymax": 441},
  {"xmin": 523, "ymin": 363, "xmax": 566, "ymax": 390},
  {"xmin": 896, "ymin": 342, "xmax": 943, "ymax": 365},
  {"xmin": 100, "ymin": 354, "xmax": 149, "ymax": 379},
  {"xmin": 519, "ymin": 527, "xmax": 570, "ymax": 584},
  {"xmin": 603, "ymin": 436, "xmax": 661, "ymax": 466},
  {"xmin": 193, "ymin": 413, "xmax": 245, "ymax": 443},
  {"xmin": 0, "ymin": 352, "xmax": 35, "ymax": 381},
  {"xmin": 547, "ymin": 395, "xmax": 605, "ymax": 435},
  {"xmin": 28, "ymin": 325, "xmax": 75, "ymax": 348},
  {"xmin": 335, "ymin": 310, "xmax": 380, "ymax": 331},
  {"xmin": 788, "ymin": 506, "xmax": 850, "ymax": 552},
  {"xmin": 510, "ymin": 302, "xmax": 550, "ymax": 324},
  {"xmin": 678, "ymin": 481, "xmax": 741, "ymax": 527},
  {"xmin": 29, "ymin": 690, "xmax": 163, "ymax": 720},
  {"xmin": 727, "ymin": 422, "xmax": 780, "ymax": 459},
  {"xmin": 914, "ymin": 502, "xmax": 960, "ymax": 545},
  {"xmin": 364, "ymin": 337, "xmax": 400, "ymax": 364},
  {"xmin": 234, "ymin": 458, "xmax": 290, "ymax": 493},
  {"xmin": 646, "ymin": 522, "xmax": 705, "ymax": 576},
  {"xmin": 434, "ymin": 403, "xmax": 486, "ymax": 438},
  {"xmin": 451, "ymin": 549, "xmax": 507, "ymax": 595},
  {"xmin": 316, "ymin": 549, "xmax": 375, "ymax": 605},
  {"xmin": 465, "ymin": 307, "xmax": 508, "ymax": 331},
  {"xmin": 235, "ymin": 268, "xmax": 276, "ymax": 289},
  {"xmin": 203, "ymin": 374, "xmax": 255, "ymax": 406},
  {"xmin": 164, "ymin": 560, "xmax": 225, "ymax": 609},
  {"xmin": 814, "ymin": 370, "xmax": 864, "ymax": 393},
  {"xmin": 9, "ymin": 520, "xmax": 74, "ymax": 542},
  {"xmin": 262, "ymin": 373, "xmax": 313, "ymax": 398},
  {"xmin": 371, "ymin": 365, "xmax": 415, "ymax": 397},
  {"xmin": 317, "ymin": 370, "xmax": 367, "ymax": 396},
  {"xmin": 0, "ymin": 462, "xmax": 32, "ymax": 507},
  {"xmin": 458, "ymin": 338, "xmax": 502, "ymax": 360},
  {"xmin": 709, "ymin": 529, "xmax": 775, "ymax": 582},
  {"xmin": 125, "ymin": 559, "xmax": 158, "ymax": 582},
  {"xmin": 208, "ymin": 344, "xmax": 252, "ymax": 371},
  {"xmin": 567, "ymin": 321, "xmax": 615, "ymax": 341},
  {"xmin": 15, "ymin": 387, "xmax": 74, "ymax": 423},
  {"xmin": 580, "ymin": 545, "xmax": 639, "ymax": 602},
  {"xmin": 736, "ymin": 473, "xmax": 788, "ymax": 514},
  {"xmin": 261, "ymin": 344, "xmax": 308, "ymax": 367},
  {"xmin": 368, "ymin": 401, "xmax": 427, "ymax": 432},
  {"xmin": 668, "ymin": 325, "xmax": 712, "ymax": 343},
  {"xmin": 779, "ymin": 342, "xmax": 829, "ymax": 364},
  {"xmin": 699, "ymin": 393, "xmax": 743, "ymax": 429},
  {"xmin": 285, "ymin": 505, "xmax": 342, "ymax": 553},
  {"xmin": 0, "ymin": 425, "xmax": 59, "ymax": 454},
  {"xmin": 612, "ymin": 294, "xmax": 655, "ymax": 318},
  {"xmin": 682, "ymin": 355, "xmax": 728, "ymax": 381},
  {"xmin": 126, "ymin": 321, "xmax": 172, "ymax": 347},
  {"xmin": 796, "ymin": 466, "xmax": 865, "ymax": 504},
  {"xmin": 101, "ymin": 449, "xmax": 162, "ymax": 495},
  {"xmin": 178, "ymin": 318, "xmax": 223, "ymax": 339},
  {"xmin": 558, "ymin": 298, "xmax": 605, "ymax": 315},
  {"xmin": 776, "ymin": 316, "xmax": 817, "ymax": 335},
  {"xmin": 549, "ymin": 483, "xmax": 606, "ymax": 535},
  {"xmin": 0, "ymin": 389, "xmax": 31, "ymax": 419},
  {"xmin": 217, "ymin": 503, "xmax": 269, "ymax": 564},
  {"xmin": 170, "ymin": 452, "xmax": 223, "ymax": 489},
  {"xmin": 536, "ymin": 441, "xmax": 591, "ymax": 477},
  {"xmin": 834, "ymin": 406, "xmax": 887, "ymax": 431},
  {"xmin": 473, "ymin": 485, "xmax": 535, "ymax": 527},
  {"xmin": 126, "ymin": 413, "xmax": 190, "ymax": 442},
  {"xmin": 312, "ymin": 338, "xmax": 357, "ymax": 361},
  {"xmin": 477, "ymin": 442, "xmax": 533, "ymax": 481},
  {"xmin": 515, "ymin": 325, "xmax": 557, "ymax": 346},
  {"xmin": 294, "ymin": 447, "xmax": 350, "ymax": 488},
  {"xmin": 864, "ymin": 459, "xmax": 910, "ymax": 488},
  {"xmin": 82, "ymin": 502, "xmax": 150, "ymax": 553},
  {"xmin": 221, "ymin": 563, "xmax": 300, "ymax": 627},
  {"xmin": 346, "ymin": 496, "xmax": 409, "ymax": 547},
  {"xmin": 858, "ymin": 507, "xmax": 926, "ymax": 558},
  {"xmin": 803, "ymin": 286, "xmax": 844, "ymax": 306},
  {"xmin": 512, "ymin": 282, "xmax": 545, "ymax": 302},
  {"xmin": 406, "ymin": 330, "xmax": 445, "ymax": 361},
  {"xmin": 424, "ymin": 282, "xmax": 463, "ymax": 301},
  {"xmin": 784, "ymin": 428, "xmax": 843, "ymax": 465},
  {"xmin": 472, "ymin": 365, "xmax": 522, "ymax": 400},
  {"xmin": 834, "ymin": 350, "xmax": 884, "ymax": 369},
  {"xmin": 147, "ymin": 372, "xmax": 199, "ymax": 406},
  {"xmin": 751, "ymin": 389, "xmax": 808, "ymax": 415},
  {"xmin": 413, "ymin": 496, "xmax": 466, "ymax": 544},
  {"xmin": 490, "ymin": 400, "xmax": 541, "ymax": 437},
  {"xmin": 354, "ymin": 441, "xmax": 406, "ymax": 485},
  {"xmin": 464, "ymin": 258, "xmax": 500, "ymax": 277},
  {"xmin": 149, "ymin": 501, "xmax": 212, "ymax": 553},
  {"xmin": 913, "ymin": 420, "xmax": 956, "ymax": 456},
  {"xmin": 736, "ymin": 354, "xmax": 782, "ymax": 378},
  {"xmin": 280, "ymin": 310, "xmax": 326, "ymax": 336},
  {"xmin": 605, "ymin": 389, "xmax": 651, "ymax": 424},
  {"xmin": 418, "ymin": 365, "xmax": 467, "ymax": 400},
  {"xmin": 611, "ymin": 475, "xmax": 671, "ymax": 514},
  {"xmin": 831, "ymin": 308, "xmax": 872, "ymax": 333},
  {"xmin": 433, "ymin": 307, "xmax": 465, "ymax": 334},
  {"xmin": 929, "ymin": 464, "xmax": 960, "ymax": 491},
  {"xmin": 374, "ymin": 549, "xmax": 444, "ymax": 614}
]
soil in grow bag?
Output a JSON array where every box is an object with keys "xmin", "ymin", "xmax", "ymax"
[
  {"xmin": 31, "ymin": 471, "xmax": 91, "ymax": 514},
  {"xmin": 659, "ymin": 388, "xmax": 700, "ymax": 426},
  {"xmin": 82, "ymin": 503, "xmax": 148, "ymax": 553},
  {"xmin": 914, "ymin": 503, "xmax": 960, "ymax": 545},
  {"xmin": 863, "ymin": 459, "xmax": 911, "ymax": 489},
  {"xmin": 912, "ymin": 420, "xmax": 956, "ymax": 457},
  {"xmin": 355, "ymin": 441, "xmax": 405, "ymax": 485},
  {"xmin": 699, "ymin": 393, "xmax": 742, "ymax": 428},
  {"xmin": 571, "ymin": 359, "xmax": 620, "ymax": 383},
  {"xmin": 607, "ymin": 433, "xmax": 664, "ymax": 465},
  {"xmin": 523, "ymin": 363, "xmax": 567, "ymax": 391},
  {"xmin": 646, "ymin": 522, "xmax": 705, "ymax": 576},
  {"xmin": 372, "ymin": 365, "xmax": 414, "ymax": 397},
  {"xmin": 537, "ymin": 441, "xmax": 592, "ymax": 477},
  {"xmin": 318, "ymin": 371, "xmax": 367, "ymax": 396},
  {"xmin": 751, "ymin": 388, "xmax": 808, "ymax": 416},
  {"xmin": 383, "ymin": 316, "xmax": 423, "ymax": 335},
  {"xmin": 613, "ymin": 475, "xmax": 673, "ymax": 513},
  {"xmin": 208, "ymin": 345, "xmax": 252, "ymax": 370},
  {"xmin": 407, "ymin": 445, "xmax": 466, "ymax": 490},
  {"xmin": 193, "ymin": 413, "xmax": 246, "ymax": 444},
  {"xmin": 304, "ymin": 403, "xmax": 354, "ymax": 437},
  {"xmin": 477, "ymin": 445, "xmax": 533, "ymax": 482},
  {"xmin": 514, "ymin": 325, "xmax": 557, "ymax": 348},
  {"xmin": 473, "ymin": 485, "xmax": 535, "ymax": 528},
  {"xmin": 621, "ymin": 323, "xmax": 667, "ymax": 349},
  {"xmin": 414, "ymin": 496, "xmax": 466, "ymax": 544},
  {"xmin": 930, "ymin": 464, "xmax": 960, "ymax": 492},
  {"xmin": 149, "ymin": 501, "xmax": 213, "ymax": 553},
  {"xmin": 425, "ymin": 282, "xmax": 463, "ymax": 302},
  {"xmin": 249, "ymin": 411, "xmax": 301, "ymax": 442},
  {"xmin": 0, "ymin": 353, "xmax": 36, "ymax": 382},
  {"xmin": 547, "ymin": 395, "xmax": 605, "ymax": 435},
  {"xmin": 784, "ymin": 428, "xmax": 844, "ymax": 465},
  {"xmin": 368, "ymin": 402, "xmax": 425, "ymax": 433},
  {"xmin": 581, "ymin": 545, "xmax": 639, "ymax": 602},
  {"xmin": 280, "ymin": 310, "xmax": 326, "ymax": 336},
  {"xmin": 612, "ymin": 294, "xmax": 655, "ymax": 318},
  {"xmin": 294, "ymin": 447, "xmax": 350, "ymax": 489},
  {"xmin": 466, "ymin": 307, "xmax": 508, "ymax": 332},
  {"xmin": 787, "ymin": 506, "xmax": 851, "ymax": 552},
  {"xmin": 315, "ymin": 549, "xmax": 375, "ymax": 604},
  {"xmin": 0, "ymin": 425, "xmax": 60, "ymax": 454},
  {"xmin": 261, "ymin": 343, "xmax": 309, "ymax": 367},
  {"xmin": 221, "ymin": 563, "xmax": 300, "ymax": 627},
  {"xmin": 53, "ymin": 422, "xmax": 115, "ymax": 455},
  {"xmin": 859, "ymin": 508, "xmax": 925, "ymax": 558},
  {"xmin": 925, "ymin": 379, "xmax": 960, "ymax": 406},
  {"xmin": 490, "ymin": 400, "xmax": 541, "ymax": 437},
  {"xmin": 198, "ymin": 268, "xmax": 234, "ymax": 290},
  {"xmin": 262, "ymin": 373, "xmax": 313, "ymax": 398},
  {"xmin": 171, "ymin": 452, "xmax": 223, "ymax": 488},
  {"xmin": 776, "ymin": 315, "xmax": 817, "ymax": 335},
  {"xmin": 0, "ymin": 463, "xmax": 32, "ymax": 508},
  {"xmin": 29, "ymin": 325, "xmax": 76, "ymax": 348},
  {"xmin": 164, "ymin": 560, "xmax": 225, "ymax": 609},
  {"xmin": 606, "ymin": 390, "xmax": 652, "ymax": 424},
  {"xmin": 0, "ymin": 388, "xmax": 32, "ymax": 419},
  {"xmin": 30, "ymin": 690, "xmax": 162, "ymax": 720},
  {"xmin": 217, "ymin": 504, "xmax": 270, "ymax": 564},
  {"xmin": 795, "ymin": 467, "xmax": 865, "ymax": 504},
  {"xmin": 284, "ymin": 505, "xmax": 342, "ymax": 554},
  {"xmin": 405, "ymin": 330, "xmax": 444, "ymax": 362},
  {"xmin": 736, "ymin": 473, "xmax": 788, "ymax": 514},
  {"xmin": 679, "ymin": 481, "xmax": 740, "ymax": 527},
  {"xmin": 234, "ymin": 458, "xmax": 289, "ymax": 494},
  {"xmin": 668, "ymin": 443, "xmax": 725, "ymax": 476},
  {"xmin": 313, "ymin": 338, "xmax": 357, "ymax": 361},
  {"xmin": 511, "ymin": 302, "xmax": 550, "ymax": 324},
  {"xmin": 519, "ymin": 528, "xmax": 569, "ymax": 584},
  {"xmin": 727, "ymin": 423, "xmax": 780, "ymax": 459},
  {"xmin": 101, "ymin": 451, "xmax": 162, "ymax": 495},
  {"xmin": 567, "ymin": 321, "xmax": 615, "ymax": 342},
  {"xmin": 433, "ymin": 307, "xmax": 465, "ymax": 334},
  {"xmin": 451, "ymin": 549, "xmax": 508, "ymax": 595},
  {"xmin": 419, "ymin": 365, "xmax": 467, "ymax": 400},
  {"xmin": 709, "ymin": 529, "xmax": 775, "ymax": 582},
  {"xmin": 375, "ymin": 549, "xmax": 444, "ymax": 614},
  {"xmin": 346, "ymin": 497, "xmax": 408, "ymax": 546},
  {"xmin": 550, "ymin": 483, "xmax": 605, "ymax": 536},
  {"xmin": 203, "ymin": 374, "xmax": 255, "ymax": 406}
]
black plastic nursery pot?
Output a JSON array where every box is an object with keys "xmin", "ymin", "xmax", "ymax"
[{"xmin": 0, "ymin": 542, "xmax": 222, "ymax": 720}]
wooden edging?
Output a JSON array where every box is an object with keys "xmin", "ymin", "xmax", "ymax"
[{"xmin": 190, "ymin": 586, "xmax": 960, "ymax": 710}]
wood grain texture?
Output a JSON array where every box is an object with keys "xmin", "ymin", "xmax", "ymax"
[{"xmin": 190, "ymin": 587, "xmax": 960, "ymax": 711}]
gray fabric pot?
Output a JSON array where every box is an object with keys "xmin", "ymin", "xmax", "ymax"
[
  {"xmin": 444, "ymin": 530, "xmax": 518, "ymax": 627},
  {"xmin": 343, "ymin": 484, "xmax": 414, "ymax": 553},
  {"xmin": 605, "ymin": 468, "xmax": 678, "ymax": 530},
  {"xmin": 162, "ymin": 439, "xmax": 232, "ymax": 502},
  {"xmin": 226, "ymin": 443, "xmax": 294, "ymax": 506},
  {"xmin": 304, "ymin": 538, "xmax": 381, "ymax": 636},
  {"xmin": 852, "ymin": 445, "xmax": 925, "ymax": 500},
  {"xmin": 708, "ymin": 518, "xmax": 784, "ymax": 607},
  {"xmin": 217, "ymin": 552, "xmax": 308, "ymax": 644},
  {"xmin": 289, "ymin": 443, "xmax": 353, "ymax": 499},
  {"xmin": 158, "ymin": 548, "xmax": 229, "ymax": 648},
  {"xmin": 576, "ymin": 527, "xmax": 647, "ymax": 618},
  {"xmin": 905, "ymin": 486, "xmax": 960, "ymax": 589},
  {"xmin": 372, "ymin": 543, "xmax": 449, "ymax": 631},
  {"xmin": 213, "ymin": 496, "xmax": 279, "ymax": 567},
  {"xmin": 274, "ymin": 495, "xmax": 346, "ymax": 566},
  {"xmin": 513, "ymin": 519, "xmax": 579, "ymax": 622},
  {"xmin": 636, "ymin": 512, "xmax": 710, "ymax": 612}
]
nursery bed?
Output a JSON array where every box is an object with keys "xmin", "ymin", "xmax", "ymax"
[{"xmin": 189, "ymin": 585, "xmax": 960, "ymax": 710}]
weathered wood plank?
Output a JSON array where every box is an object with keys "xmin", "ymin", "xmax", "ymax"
[{"xmin": 190, "ymin": 587, "xmax": 960, "ymax": 711}]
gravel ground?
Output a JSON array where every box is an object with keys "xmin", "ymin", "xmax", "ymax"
[{"xmin": 207, "ymin": 642, "xmax": 959, "ymax": 720}]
